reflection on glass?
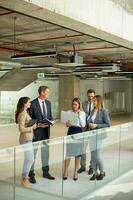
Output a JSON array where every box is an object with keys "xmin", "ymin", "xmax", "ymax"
[
  {"xmin": 119, "ymin": 122, "xmax": 133, "ymax": 175},
  {"xmin": 0, "ymin": 147, "xmax": 15, "ymax": 200},
  {"xmin": 0, "ymin": 122, "xmax": 133, "ymax": 199},
  {"xmin": 15, "ymin": 137, "xmax": 64, "ymax": 200}
]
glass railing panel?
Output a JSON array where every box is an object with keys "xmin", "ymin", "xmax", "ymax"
[
  {"xmin": 62, "ymin": 132, "xmax": 96, "ymax": 200},
  {"xmin": 94, "ymin": 126, "xmax": 121, "ymax": 189},
  {"xmin": 119, "ymin": 122, "xmax": 133, "ymax": 175},
  {"xmin": 15, "ymin": 137, "xmax": 64, "ymax": 200},
  {"xmin": 78, "ymin": 126, "xmax": 120, "ymax": 199},
  {"xmin": 1, "ymin": 122, "xmax": 133, "ymax": 200},
  {"xmin": 0, "ymin": 147, "xmax": 15, "ymax": 200}
]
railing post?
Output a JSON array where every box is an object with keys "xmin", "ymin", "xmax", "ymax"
[
  {"xmin": 61, "ymin": 136, "xmax": 65, "ymax": 199},
  {"xmin": 118, "ymin": 125, "xmax": 122, "ymax": 176},
  {"xmin": 13, "ymin": 147, "xmax": 16, "ymax": 200}
]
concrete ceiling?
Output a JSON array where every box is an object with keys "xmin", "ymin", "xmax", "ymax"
[
  {"xmin": 0, "ymin": 2, "xmax": 132, "ymax": 90},
  {"xmin": 112, "ymin": 0, "xmax": 133, "ymax": 15}
]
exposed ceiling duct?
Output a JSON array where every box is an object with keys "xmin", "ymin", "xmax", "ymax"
[
  {"xmin": 0, "ymin": 3, "xmax": 132, "ymax": 90},
  {"xmin": 54, "ymin": 53, "xmax": 86, "ymax": 69},
  {"xmin": 54, "ymin": 43, "xmax": 86, "ymax": 69},
  {"xmin": 11, "ymin": 51, "xmax": 57, "ymax": 59}
]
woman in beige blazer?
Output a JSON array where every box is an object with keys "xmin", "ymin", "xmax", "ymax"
[{"xmin": 15, "ymin": 97, "xmax": 37, "ymax": 187}]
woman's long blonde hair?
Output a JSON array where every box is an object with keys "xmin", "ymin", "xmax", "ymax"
[{"xmin": 94, "ymin": 95, "xmax": 105, "ymax": 111}]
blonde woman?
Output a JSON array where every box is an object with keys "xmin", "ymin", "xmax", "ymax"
[
  {"xmin": 63, "ymin": 97, "xmax": 86, "ymax": 181},
  {"xmin": 87, "ymin": 95, "xmax": 110, "ymax": 181},
  {"xmin": 15, "ymin": 97, "xmax": 37, "ymax": 187}
]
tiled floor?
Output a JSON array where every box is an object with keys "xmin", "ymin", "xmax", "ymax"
[
  {"xmin": 0, "ymin": 140, "xmax": 133, "ymax": 200},
  {"xmin": 0, "ymin": 114, "xmax": 132, "ymax": 148},
  {"xmin": 85, "ymin": 170, "xmax": 133, "ymax": 200},
  {"xmin": 0, "ymin": 114, "xmax": 133, "ymax": 200}
]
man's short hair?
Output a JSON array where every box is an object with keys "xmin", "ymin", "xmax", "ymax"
[
  {"xmin": 87, "ymin": 89, "xmax": 95, "ymax": 95},
  {"xmin": 38, "ymin": 86, "xmax": 49, "ymax": 95}
]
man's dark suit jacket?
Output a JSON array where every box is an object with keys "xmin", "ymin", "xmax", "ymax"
[{"xmin": 29, "ymin": 98, "xmax": 52, "ymax": 141}]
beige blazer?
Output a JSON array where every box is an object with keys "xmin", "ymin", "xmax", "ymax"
[{"xmin": 17, "ymin": 111, "xmax": 34, "ymax": 144}]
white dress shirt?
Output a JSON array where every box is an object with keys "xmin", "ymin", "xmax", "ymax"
[
  {"xmin": 38, "ymin": 98, "xmax": 47, "ymax": 117},
  {"xmin": 67, "ymin": 110, "xmax": 86, "ymax": 127}
]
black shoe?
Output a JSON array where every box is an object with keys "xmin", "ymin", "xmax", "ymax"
[
  {"xmin": 96, "ymin": 172, "xmax": 105, "ymax": 180},
  {"xmin": 90, "ymin": 174, "xmax": 96, "ymax": 181},
  {"xmin": 29, "ymin": 176, "xmax": 36, "ymax": 184},
  {"xmin": 77, "ymin": 167, "xmax": 85, "ymax": 174},
  {"xmin": 63, "ymin": 176, "xmax": 68, "ymax": 180},
  {"xmin": 43, "ymin": 173, "xmax": 55, "ymax": 180},
  {"xmin": 73, "ymin": 176, "xmax": 78, "ymax": 181},
  {"xmin": 88, "ymin": 167, "xmax": 93, "ymax": 175}
]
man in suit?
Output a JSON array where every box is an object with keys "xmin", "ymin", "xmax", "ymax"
[
  {"xmin": 78, "ymin": 89, "xmax": 95, "ymax": 174},
  {"xmin": 29, "ymin": 86, "xmax": 55, "ymax": 184}
]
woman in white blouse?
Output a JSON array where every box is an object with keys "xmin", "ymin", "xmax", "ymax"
[{"xmin": 63, "ymin": 97, "xmax": 86, "ymax": 181}]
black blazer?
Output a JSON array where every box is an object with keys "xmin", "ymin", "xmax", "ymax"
[{"xmin": 29, "ymin": 98, "xmax": 53, "ymax": 141}]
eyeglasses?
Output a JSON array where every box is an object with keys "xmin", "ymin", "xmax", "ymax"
[{"xmin": 88, "ymin": 96, "xmax": 94, "ymax": 98}]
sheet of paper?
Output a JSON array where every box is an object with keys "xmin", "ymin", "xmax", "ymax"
[
  {"xmin": 61, "ymin": 111, "xmax": 68, "ymax": 123},
  {"xmin": 61, "ymin": 111, "xmax": 78, "ymax": 126}
]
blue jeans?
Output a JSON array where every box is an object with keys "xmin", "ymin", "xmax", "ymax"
[
  {"xmin": 21, "ymin": 141, "xmax": 34, "ymax": 178},
  {"xmin": 89, "ymin": 138, "xmax": 104, "ymax": 172}
]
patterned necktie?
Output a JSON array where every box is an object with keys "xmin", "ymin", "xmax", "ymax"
[{"xmin": 88, "ymin": 102, "xmax": 91, "ymax": 116}]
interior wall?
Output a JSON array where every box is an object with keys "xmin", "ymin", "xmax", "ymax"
[
  {"xmin": 103, "ymin": 79, "xmax": 132, "ymax": 113},
  {"xmin": 0, "ymin": 79, "xmax": 59, "ymax": 121},
  {"xmin": 80, "ymin": 79, "xmax": 103, "ymax": 102},
  {"xmin": 0, "ymin": 78, "xmax": 132, "ymax": 124},
  {"xmin": 80, "ymin": 79, "xmax": 132, "ymax": 114}
]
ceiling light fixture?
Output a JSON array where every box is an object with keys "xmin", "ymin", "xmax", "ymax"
[{"xmin": 11, "ymin": 51, "xmax": 57, "ymax": 60}]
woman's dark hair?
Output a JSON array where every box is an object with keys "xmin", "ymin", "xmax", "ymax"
[
  {"xmin": 72, "ymin": 97, "xmax": 83, "ymax": 110},
  {"xmin": 15, "ymin": 97, "xmax": 30, "ymax": 123}
]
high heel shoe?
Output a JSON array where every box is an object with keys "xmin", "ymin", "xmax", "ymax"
[
  {"xmin": 96, "ymin": 172, "xmax": 105, "ymax": 180},
  {"xmin": 63, "ymin": 176, "xmax": 68, "ymax": 180},
  {"xmin": 73, "ymin": 172, "xmax": 78, "ymax": 181},
  {"xmin": 73, "ymin": 176, "xmax": 78, "ymax": 181}
]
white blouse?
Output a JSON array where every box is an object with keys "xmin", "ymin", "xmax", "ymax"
[{"xmin": 67, "ymin": 110, "xmax": 86, "ymax": 127}]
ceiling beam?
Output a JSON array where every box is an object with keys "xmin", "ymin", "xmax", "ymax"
[
  {"xmin": 0, "ymin": 11, "xmax": 14, "ymax": 16},
  {"xmin": 0, "ymin": 0, "xmax": 133, "ymax": 50}
]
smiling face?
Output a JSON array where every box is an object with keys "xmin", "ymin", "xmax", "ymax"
[
  {"xmin": 87, "ymin": 92, "xmax": 95, "ymax": 103},
  {"xmin": 72, "ymin": 101, "xmax": 80, "ymax": 112},
  {"xmin": 25, "ymin": 99, "xmax": 31, "ymax": 109}
]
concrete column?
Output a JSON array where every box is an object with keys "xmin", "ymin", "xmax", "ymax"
[
  {"xmin": 0, "ymin": 92, "xmax": 1, "ymax": 113},
  {"xmin": 131, "ymin": 80, "xmax": 133, "ymax": 120},
  {"xmin": 59, "ymin": 75, "xmax": 80, "ymax": 111}
]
